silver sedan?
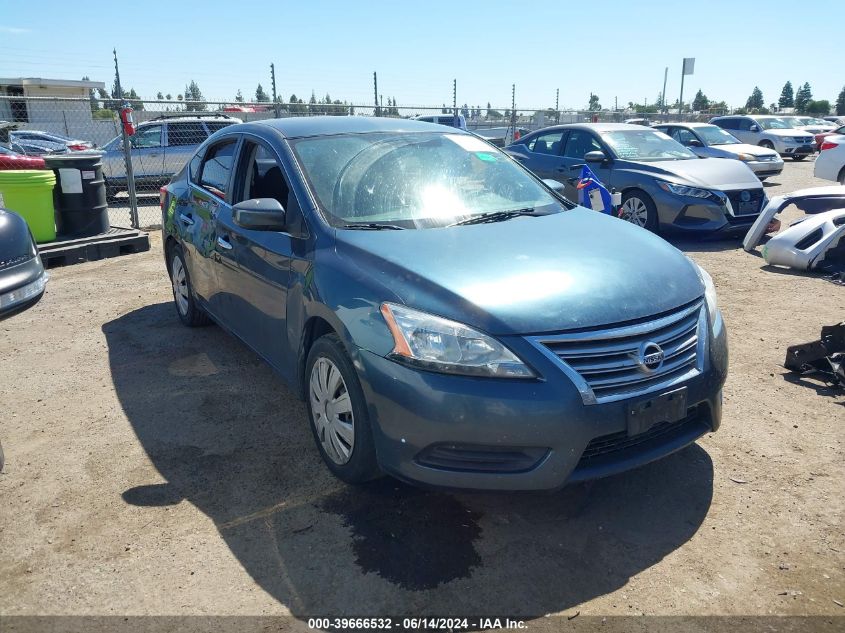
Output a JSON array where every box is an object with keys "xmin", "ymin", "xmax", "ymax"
[{"xmin": 654, "ymin": 122, "xmax": 784, "ymax": 180}]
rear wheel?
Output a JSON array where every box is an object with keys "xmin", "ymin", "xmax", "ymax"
[
  {"xmin": 619, "ymin": 190, "xmax": 658, "ymax": 231},
  {"xmin": 305, "ymin": 334, "xmax": 380, "ymax": 484},
  {"xmin": 168, "ymin": 246, "xmax": 211, "ymax": 327}
]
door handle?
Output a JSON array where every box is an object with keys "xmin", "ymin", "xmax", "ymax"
[
  {"xmin": 179, "ymin": 213, "xmax": 194, "ymax": 226},
  {"xmin": 216, "ymin": 235, "xmax": 233, "ymax": 250}
]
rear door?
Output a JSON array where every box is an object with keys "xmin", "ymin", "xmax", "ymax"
[
  {"xmin": 214, "ymin": 137, "xmax": 296, "ymax": 369},
  {"xmin": 182, "ymin": 136, "xmax": 239, "ymax": 314},
  {"xmin": 514, "ymin": 130, "xmax": 567, "ymax": 180},
  {"xmin": 558, "ymin": 129, "xmax": 610, "ymax": 202},
  {"xmin": 165, "ymin": 121, "xmax": 210, "ymax": 180}
]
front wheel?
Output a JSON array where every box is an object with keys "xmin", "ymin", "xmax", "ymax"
[
  {"xmin": 168, "ymin": 246, "xmax": 211, "ymax": 327},
  {"xmin": 305, "ymin": 334, "xmax": 380, "ymax": 484},
  {"xmin": 792, "ymin": 154, "xmax": 807, "ymax": 161},
  {"xmin": 758, "ymin": 140, "xmax": 775, "ymax": 150},
  {"xmin": 619, "ymin": 190, "xmax": 658, "ymax": 231}
]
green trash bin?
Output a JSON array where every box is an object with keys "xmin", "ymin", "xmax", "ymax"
[{"xmin": 0, "ymin": 170, "xmax": 57, "ymax": 243}]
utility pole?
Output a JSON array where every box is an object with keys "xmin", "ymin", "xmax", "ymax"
[
  {"xmin": 373, "ymin": 71, "xmax": 379, "ymax": 116},
  {"xmin": 615, "ymin": 96, "xmax": 618, "ymax": 112},
  {"xmin": 555, "ymin": 88, "xmax": 559, "ymax": 123},
  {"xmin": 661, "ymin": 66, "xmax": 668, "ymax": 113},
  {"xmin": 453, "ymin": 79, "xmax": 457, "ymax": 114},
  {"xmin": 270, "ymin": 63, "xmax": 279, "ymax": 118},
  {"xmin": 113, "ymin": 48, "xmax": 138, "ymax": 229}
]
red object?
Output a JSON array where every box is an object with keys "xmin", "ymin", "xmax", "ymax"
[
  {"xmin": 0, "ymin": 153, "xmax": 46, "ymax": 170},
  {"xmin": 160, "ymin": 186, "xmax": 168, "ymax": 211},
  {"xmin": 67, "ymin": 143, "xmax": 89, "ymax": 151},
  {"xmin": 119, "ymin": 106, "xmax": 136, "ymax": 136},
  {"xmin": 820, "ymin": 140, "xmax": 840, "ymax": 151},
  {"xmin": 815, "ymin": 132, "xmax": 833, "ymax": 149}
]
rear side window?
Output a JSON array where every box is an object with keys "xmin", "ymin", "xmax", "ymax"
[
  {"xmin": 199, "ymin": 139, "xmax": 237, "ymax": 199},
  {"xmin": 168, "ymin": 122, "xmax": 209, "ymax": 146},
  {"xmin": 737, "ymin": 119, "xmax": 753, "ymax": 131},
  {"xmin": 206, "ymin": 121, "xmax": 234, "ymax": 134},
  {"xmin": 527, "ymin": 131, "xmax": 564, "ymax": 155},
  {"xmin": 715, "ymin": 118, "xmax": 736, "ymax": 130}
]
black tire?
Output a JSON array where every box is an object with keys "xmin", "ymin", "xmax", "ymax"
[
  {"xmin": 305, "ymin": 334, "xmax": 381, "ymax": 484},
  {"xmin": 791, "ymin": 154, "xmax": 807, "ymax": 161},
  {"xmin": 105, "ymin": 180, "xmax": 120, "ymax": 204},
  {"xmin": 167, "ymin": 245, "xmax": 211, "ymax": 327},
  {"xmin": 758, "ymin": 141, "xmax": 775, "ymax": 150},
  {"xmin": 620, "ymin": 189, "xmax": 658, "ymax": 232}
]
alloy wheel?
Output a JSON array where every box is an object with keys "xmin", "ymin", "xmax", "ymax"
[
  {"xmin": 309, "ymin": 357, "xmax": 355, "ymax": 465},
  {"xmin": 620, "ymin": 197, "xmax": 649, "ymax": 227}
]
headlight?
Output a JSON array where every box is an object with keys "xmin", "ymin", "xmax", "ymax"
[
  {"xmin": 689, "ymin": 260, "xmax": 719, "ymax": 331},
  {"xmin": 736, "ymin": 153, "xmax": 755, "ymax": 161},
  {"xmin": 0, "ymin": 273, "xmax": 47, "ymax": 310},
  {"xmin": 657, "ymin": 181, "xmax": 713, "ymax": 199},
  {"xmin": 379, "ymin": 303, "xmax": 534, "ymax": 378}
]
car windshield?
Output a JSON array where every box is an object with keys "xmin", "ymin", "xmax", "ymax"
[
  {"xmin": 758, "ymin": 118, "xmax": 796, "ymax": 130},
  {"xmin": 289, "ymin": 132, "xmax": 563, "ymax": 229},
  {"xmin": 695, "ymin": 125, "xmax": 741, "ymax": 145},
  {"xmin": 600, "ymin": 129, "xmax": 697, "ymax": 161}
]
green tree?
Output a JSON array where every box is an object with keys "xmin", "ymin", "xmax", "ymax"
[
  {"xmin": 165, "ymin": 93, "xmax": 172, "ymax": 101},
  {"xmin": 156, "ymin": 91, "xmax": 164, "ymax": 100},
  {"xmin": 806, "ymin": 100, "xmax": 831, "ymax": 115},
  {"xmin": 795, "ymin": 82, "xmax": 812, "ymax": 113},
  {"xmin": 308, "ymin": 91, "xmax": 317, "ymax": 115},
  {"xmin": 255, "ymin": 84, "xmax": 269, "ymax": 102},
  {"xmin": 778, "ymin": 81, "xmax": 794, "ymax": 109},
  {"xmin": 235, "ymin": 89, "xmax": 244, "ymax": 102},
  {"xmin": 692, "ymin": 90, "xmax": 709, "ymax": 111},
  {"xmin": 82, "ymin": 76, "xmax": 99, "ymax": 112},
  {"xmin": 587, "ymin": 93, "xmax": 601, "ymax": 111},
  {"xmin": 745, "ymin": 86, "xmax": 764, "ymax": 111},
  {"xmin": 709, "ymin": 100, "xmax": 728, "ymax": 114},
  {"xmin": 184, "ymin": 80, "xmax": 206, "ymax": 111},
  {"xmin": 837, "ymin": 86, "xmax": 845, "ymax": 116}
]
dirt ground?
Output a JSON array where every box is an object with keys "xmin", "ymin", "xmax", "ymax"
[{"xmin": 1, "ymin": 160, "xmax": 843, "ymax": 629}]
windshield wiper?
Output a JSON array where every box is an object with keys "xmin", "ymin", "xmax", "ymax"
[
  {"xmin": 447, "ymin": 208, "xmax": 541, "ymax": 227},
  {"xmin": 342, "ymin": 223, "xmax": 406, "ymax": 230}
]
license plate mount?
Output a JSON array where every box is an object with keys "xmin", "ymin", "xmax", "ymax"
[{"xmin": 627, "ymin": 387, "xmax": 688, "ymax": 437}]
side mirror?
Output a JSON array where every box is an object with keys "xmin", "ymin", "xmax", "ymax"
[
  {"xmin": 233, "ymin": 198, "xmax": 286, "ymax": 231},
  {"xmin": 687, "ymin": 139, "xmax": 703, "ymax": 147},
  {"xmin": 749, "ymin": 124, "xmax": 760, "ymax": 132},
  {"xmin": 584, "ymin": 150, "xmax": 607, "ymax": 163},
  {"xmin": 542, "ymin": 179, "xmax": 566, "ymax": 193}
]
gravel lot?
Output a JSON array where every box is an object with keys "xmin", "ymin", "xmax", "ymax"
[{"xmin": 1, "ymin": 159, "xmax": 843, "ymax": 628}]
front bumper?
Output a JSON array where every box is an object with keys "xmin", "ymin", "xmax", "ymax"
[
  {"xmin": 779, "ymin": 144, "xmax": 815, "ymax": 157},
  {"xmin": 747, "ymin": 160, "xmax": 784, "ymax": 178},
  {"xmin": 354, "ymin": 314, "xmax": 728, "ymax": 491},
  {"xmin": 652, "ymin": 187, "xmax": 762, "ymax": 234}
]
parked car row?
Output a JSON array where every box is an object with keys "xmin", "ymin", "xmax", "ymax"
[{"xmin": 813, "ymin": 127, "xmax": 845, "ymax": 185}]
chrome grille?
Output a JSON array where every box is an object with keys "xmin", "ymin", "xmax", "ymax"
[{"xmin": 529, "ymin": 300, "xmax": 705, "ymax": 405}]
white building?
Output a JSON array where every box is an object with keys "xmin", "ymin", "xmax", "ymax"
[{"xmin": 0, "ymin": 77, "xmax": 106, "ymax": 135}]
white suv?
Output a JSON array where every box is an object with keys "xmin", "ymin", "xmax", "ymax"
[{"xmin": 710, "ymin": 115, "xmax": 815, "ymax": 161}]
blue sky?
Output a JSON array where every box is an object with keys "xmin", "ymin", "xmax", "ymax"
[{"xmin": 1, "ymin": 0, "xmax": 842, "ymax": 111}]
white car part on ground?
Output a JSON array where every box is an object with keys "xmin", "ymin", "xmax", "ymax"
[
  {"xmin": 743, "ymin": 185, "xmax": 845, "ymax": 252},
  {"xmin": 761, "ymin": 209, "xmax": 845, "ymax": 270}
]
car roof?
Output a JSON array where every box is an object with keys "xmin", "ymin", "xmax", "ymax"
[
  {"xmin": 139, "ymin": 115, "xmax": 243, "ymax": 126},
  {"xmin": 530, "ymin": 122, "xmax": 655, "ymax": 133},
  {"xmin": 235, "ymin": 116, "xmax": 459, "ymax": 138},
  {"xmin": 654, "ymin": 122, "xmax": 715, "ymax": 128}
]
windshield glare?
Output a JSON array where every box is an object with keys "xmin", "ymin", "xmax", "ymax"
[
  {"xmin": 290, "ymin": 132, "xmax": 561, "ymax": 229},
  {"xmin": 601, "ymin": 129, "xmax": 697, "ymax": 161},
  {"xmin": 695, "ymin": 125, "xmax": 740, "ymax": 145}
]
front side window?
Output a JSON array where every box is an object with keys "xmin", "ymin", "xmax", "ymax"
[
  {"xmin": 199, "ymin": 139, "xmax": 237, "ymax": 199},
  {"xmin": 131, "ymin": 125, "xmax": 162, "ymax": 148},
  {"xmin": 757, "ymin": 118, "xmax": 793, "ymax": 130},
  {"xmin": 235, "ymin": 141, "xmax": 290, "ymax": 206},
  {"xmin": 563, "ymin": 130, "xmax": 602, "ymax": 159},
  {"xmin": 290, "ymin": 132, "xmax": 562, "ymax": 229},
  {"xmin": 601, "ymin": 129, "xmax": 697, "ymax": 161},
  {"xmin": 695, "ymin": 125, "xmax": 740, "ymax": 145}
]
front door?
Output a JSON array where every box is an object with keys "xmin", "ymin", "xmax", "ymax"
[
  {"xmin": 215, "ymin": 137, "xmax": 294, "ymax": 370},
  {"xmin": 558, "ymin": 129, "xmax": 612, "ymax": 203}
]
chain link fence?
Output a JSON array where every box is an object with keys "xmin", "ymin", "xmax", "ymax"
[{"xmin": 1, "ymin": 94, "xmax": 728, "ymax": 228}]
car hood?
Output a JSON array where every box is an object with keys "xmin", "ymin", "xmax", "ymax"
[
  {"xmin": 707, "ymin": 143, "xmax": 780, "ymax": 158},
  {"xmin": 334, "ymin": 208, "xmax": 704, "ymax": 336},
  {"xmin": 616, "ymin": 156, "xmax": 760, "ymax": 190}
]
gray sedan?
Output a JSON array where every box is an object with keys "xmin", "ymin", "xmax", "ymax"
[
  {"xmin": 506, "ymin": 123, "xmax": 765, "ymax": 234},
  {"xmin": 654, "ymin": 122, "xmax": 783, "ymax": 180}
]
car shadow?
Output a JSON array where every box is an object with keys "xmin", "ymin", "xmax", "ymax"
[
  {"xmin": 103, "ymin": 302, "xmax": 714, "ymax": 621},
  {"xmin": 666, "ymin": 233, "xmax": 746, "ymax": 254}
]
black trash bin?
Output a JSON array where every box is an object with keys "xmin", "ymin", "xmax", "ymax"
[{"xmin": 43, "ymin": 153, "xmax": 109, "ymax": 238}]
